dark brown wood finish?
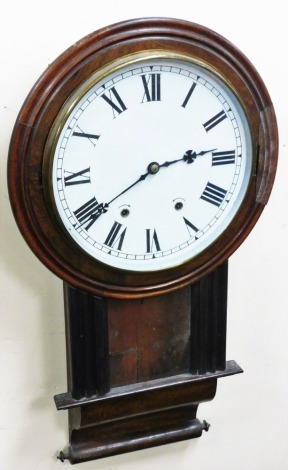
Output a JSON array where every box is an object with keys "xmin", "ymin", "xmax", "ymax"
[
  {"xmin": 8, "ymin": 18, "xmax": 278, "ymax": 299},
  {"xmin": 61, "ymin": 263, "xmax": 228, "ymax": 400},
  {"xmin": 190, "ymin": 261, "xmax": 228, "ymax": 374},
  {"xmin": 55, "ymin": 362, "xmax": 242, "ymax": 463},
  {"xmin": 63, "ymin": 284, "xmax": 110, "ymax": 398},
  {"xmin": 108, "ymin": 287, "xmax": 191, "ymax": 387},
  {"xmin": 54, "ymin": 261, "xmax": 240, "ymax": 464}
]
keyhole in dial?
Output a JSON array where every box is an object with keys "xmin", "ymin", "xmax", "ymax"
[
  {"xmin": 175, "ymin": 201, "xmax": 183, "ymax": 210},
  {"xmin": 121, "ymin": 208, "xmax": 130, "ymax": 218}
]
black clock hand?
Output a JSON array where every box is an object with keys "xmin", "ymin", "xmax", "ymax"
[
  {"xmin": 76, "ymin": 171, "xmax": 152, "ymax": 230},
  {"xmin": 159, "ymin": 148, "xmax": 217, "ymax": 168},
  {"xmin": 76, "ymin": 148, "xmax": 216, "ymax": 230},
  {"xmin": 108, "ymin": 170, "xmax": 151, "ymax": 205},
  {"xmin": 106, "ymin": 147, "xmax": 215, "ymax": 204}
]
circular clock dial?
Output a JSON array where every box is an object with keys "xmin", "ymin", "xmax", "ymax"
[{"xmin": 49, "ymin": 54, "xmax": 252, "ymax": 272}]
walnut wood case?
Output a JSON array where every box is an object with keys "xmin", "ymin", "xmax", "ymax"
[
  {"xmin": 8, "ymin": 17, "xmax": 278, "ymax": 299},
  {"xmin": 8, "ymin": 18, "xmax": 278, "ymax": 464}
]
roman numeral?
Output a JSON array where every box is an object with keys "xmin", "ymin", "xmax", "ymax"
[
  {"xmin": 74, "ymin": 197, "xmax": 108, "ymax": 230},
  {"xmin": 203, "ymin": 110, "xmax": 227, "ymax": 132},
  {"xmin": 146, "ymin": 229, "xmax": 161, "ymax": 253},
  {"xmin": 72, "ymin": 125, "xmax": 100, "ymax": 146},
  {"xmin": 64, "ymin": 167, "xmax": 90, "ymax": 186},
  {"xmin": 183, "ymin": 217, "xmax": 199, "ymax": 235},
  {"xmin": 101, "ymin": 86, "xmax": 127, "ymax": 117},
  {"xmin": 212, "ymin": 150, "xmax": 236, "ymax": 166},
  {"xmin": 104, "ymin": 221, "xmax": 127, "ymax": 251},
  {"xmin": 141, "ymin": 74, "xmax": 161, "ymax": 102},
  {"xmin": 181, "ymin": 82, "xmax": 197, "ymax": 108},
  {"xmin": 200, "ymin": 182, "xmax": 227, "ymax": 207}
]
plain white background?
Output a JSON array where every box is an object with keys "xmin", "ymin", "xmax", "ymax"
[{"xmin": 1, "ymin": 1, "xmax": 288, "ymax": 469}]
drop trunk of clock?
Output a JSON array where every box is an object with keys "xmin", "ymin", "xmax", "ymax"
[{"xmin": 55, "ymin": 261, "xmax": 242, "ymax": 464}]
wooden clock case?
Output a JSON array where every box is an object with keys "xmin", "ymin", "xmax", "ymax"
[{"xmin": 8, "ymin": 18, "xmax": 278, "ymax": 464}]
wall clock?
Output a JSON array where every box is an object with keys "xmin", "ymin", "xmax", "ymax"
[{"xmin": 8, "ymin": 18, "xmax": 278, "ymax": 464}]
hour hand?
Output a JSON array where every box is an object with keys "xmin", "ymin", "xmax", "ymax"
[
  {"xmin": 159, "ymin": 148, "xmax": 217, "ymax": 168},
  {"xmin": 183, "ymin": 148, "xmax": 217, "ymax": 163}
]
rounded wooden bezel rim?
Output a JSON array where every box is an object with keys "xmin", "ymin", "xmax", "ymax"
[{"xmin": 8, "ymin": 18, "xmax": 278, "ymax": 299}]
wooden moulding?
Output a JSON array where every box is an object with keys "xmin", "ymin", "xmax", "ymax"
[
  {"xmin": 62, "ymin": 262, "xmax": 229, "ymax": 401},
  {"xmin": 55, "ymin": 263, "xmax": 238, "ymax": 463},
  {"xmin": 7, "ymin": 18, "xmax": 278, "ymax": 299},
  {"xmin": 55, "ymin": 361, "xmax": 242, "ymax": 463}
]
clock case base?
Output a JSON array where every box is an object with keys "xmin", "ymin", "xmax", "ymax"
[
  {"xmin": 55, "ymin": 361, "xmax": 242, "ymax": 464},
  {"xmin": 55, "ymin": 262, "xmax": 243, "ymax": 464}
]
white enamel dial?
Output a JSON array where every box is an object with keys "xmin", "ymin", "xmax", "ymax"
[{"xmin": 50, "ymin": 54, "xmax": 252, "ymax": 272}]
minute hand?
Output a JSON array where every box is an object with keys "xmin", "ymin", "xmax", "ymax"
[{"xmin": 108, "ymin": 170, "xmax": 151, "ymax": 205}]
